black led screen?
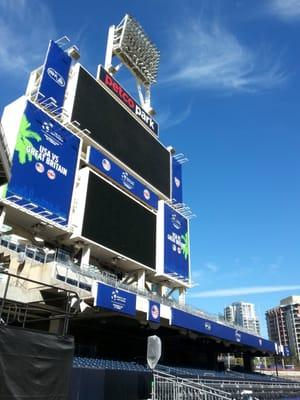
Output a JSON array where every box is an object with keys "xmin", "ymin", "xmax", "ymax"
[
  {"xmin": 71, "ymin": 67, "xmax": 171, "ymax": 197},
  {"xmin": 82, "ymin": 172, "xmax": 156, "ymax": 269}
]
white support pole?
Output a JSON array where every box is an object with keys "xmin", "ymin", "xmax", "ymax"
[
  {"xmin": 80, "ymin": 245, "xmax": 91, "ymax": 268},
  {"xmin": 136, "ymin": 81, "xmax": 145, "ymax": 107},
  {"xmin": 137, "ymin": 270, "xmax": 146, "ymax": 290},
  {"xmin": 0, "ymin": 206, "xmax": 6, "ymax": 233},
  {"xmin": 143, "ymin": 86, "xmax": 151, "ymax": 112},
  {"xmin": 178, "ymin": 287, "xmax": 186, "ymax": 305},
  {"xmin": 104, "ymin": 25, "xmax": 115, "ymax": 71}
]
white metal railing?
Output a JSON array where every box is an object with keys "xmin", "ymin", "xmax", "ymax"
[
  {"xmin": 56, "ymin": 261, "xmax": 261, "ymax": 336},
  {"xmin": 152, "ymin": 370, "xmax": 232, "ymax": 400},
  {"xmin": 0, "ymin": 236, "xmax": 262, "ymax": 337}
]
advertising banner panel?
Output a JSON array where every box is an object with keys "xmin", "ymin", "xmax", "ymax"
[
  {"xmin": 95, "ymin": 282, "xmax": 136, "ymax": 316},
  {"xmin": 171, "ymin": 308, "xmax": 276, "ymax": 353},
  {"xmin": 98, "ymin": 66, "xmax": 159, "ymax": 136},
  {"xmin": 148, "ymin": 301, "xmax": 160, "ymax": 323},
  {"xmin": 164, "ymin": 204, "xmax": 189, "ymax": 280},
  {"xmin": 88, "ymin": 147, "xmax": 158, "ymax": 210},
  {"xmin": 39, "ymin": 40, "xmax": 72, "ymax": 109},
  {"xmin": 6, "ymin": 101, "xmax": 80, "ymax": 225},
  {"xmin": 172, "ymin": 157, "xmax": 183, "ymax": 204}
]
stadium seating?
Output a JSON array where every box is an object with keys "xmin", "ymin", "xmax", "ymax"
[
  {"xmin": 157, "ymin": 363, "xmax": 294, "ymax": 383},
  {"xmin": 73, "ymin": 357, "xmax": 295, "ymax": 384},
  {"xmin": 72, "ymin": 357, "xmax": 300, "ymax": 399},
  {"xmin": 73, "ymin": 357, "xmax": 148, "ymax": 372}
]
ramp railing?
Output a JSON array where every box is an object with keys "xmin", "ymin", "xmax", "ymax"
[{"xmin": 152, "ymin": 370, "xmax": 232, "ymax": 400}]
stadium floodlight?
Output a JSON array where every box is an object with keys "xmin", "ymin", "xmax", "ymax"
[{"xmin": 103, "ymin": 14, "xmax": 160, "ymax": 114}]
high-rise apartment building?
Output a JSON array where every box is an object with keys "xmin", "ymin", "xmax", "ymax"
[
  {"xmin": 224, "ymin": 302, "xmax": 261, "ymax": 335},
  {"xmin": 266, "ymin": 296, "xmax": 300, "ymax": 361}
]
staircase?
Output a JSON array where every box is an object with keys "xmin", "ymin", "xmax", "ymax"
[{"xmin": 152, "ymin": 370, "xmax": 232, "ymax": 400}]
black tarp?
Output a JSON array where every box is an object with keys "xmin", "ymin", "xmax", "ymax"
[
  {"xmin": 69, "ymin": 368, "xmax": 152, "ymax": 400},
  {"xmin": 0, "ymin": 325, "xmax": 74, "ymax": 400}
]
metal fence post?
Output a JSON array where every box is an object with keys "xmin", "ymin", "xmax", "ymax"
[{"xmin": 0, "ymin": 274, "xmax": 10, "ymax": 320}]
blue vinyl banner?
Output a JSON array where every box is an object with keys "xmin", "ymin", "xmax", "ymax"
[
  {"xmin": 164, "ymin": 204, "xmax": 189, "ymax": 280},
  {"xmin": 6, "ymin": 101, "xmax": 80, "ymax": 226},
  {"xmin": 148, "ymin": 301, "xmax": 160, "ymax": 323},
  {"xmin": 171, "ymin": 308, "xmax": 276, "ymax": 353},
  {"xmin": 38, "ymin": 40, "xmax": 72, "ymax": 109},
  {"xmin": 95, "ymin": 282, "xmax": 136, "ymax": 316},
  {"xmin": 172, "ymin": 157, "xmax": 183, "ymax": 204},
  {"xmin": 88, "ymin": 146, "xmax": 158, "ymax": 209}
]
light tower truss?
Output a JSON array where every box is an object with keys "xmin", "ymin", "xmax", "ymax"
[{"xmin": 103, "ymin": 14, "xmax": 160, "ymax": 115}]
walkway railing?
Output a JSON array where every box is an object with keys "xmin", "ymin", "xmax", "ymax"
[
  {"xmin": 152, "ymin": 370, "xmax": 232, "ymax": 400},
  {"xmin": 0, "ymin": 235, "xmax": 261, "ymax": 337}
]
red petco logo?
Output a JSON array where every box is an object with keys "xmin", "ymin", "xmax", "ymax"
[{"xmin": 99, "ymin": 66, "xmax": 158, "ymax": 136}]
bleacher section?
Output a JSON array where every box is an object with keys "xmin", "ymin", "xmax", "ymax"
[
  {"xmin": 72, "ymin": 357, "xmax": 300, "ymax": 399},
  {"xmin": 73, "ymin": 357, "xmax": 296, "ymax": 385},
  {"xmin": 158, "ymin": 363, "xmax": 294, "ymax": 384},
  {"xmin": 73, "ymin": 357, "xmax": 148, "ymax": 372}
]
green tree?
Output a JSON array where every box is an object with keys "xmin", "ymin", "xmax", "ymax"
[{"xmin": 15, "ymin": 115, "xmax": 41, "ymax": 164}]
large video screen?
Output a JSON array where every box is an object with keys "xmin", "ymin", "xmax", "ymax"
[
  {"xmin": 71, "ymin": 67, "xmax": 170, "ymax": 198},
  {"xmin": 82, "ymin": 172, "xmax": 156, "ymax": 269}
]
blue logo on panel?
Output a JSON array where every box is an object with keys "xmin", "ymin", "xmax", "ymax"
[
  {"xmin": 96, "ymin": 282, "xmax": 136, "ymax": 316},
  {"xmin": 38, "ymin": 40, "xmax": 71, "ymax": 109},
  {"xmin": 6, "ymin": 101, "xmax": 80, "ymax": 225},
  {"xmin": 164, "ymin": 204, "xmax": 189, "ymax": 280}
]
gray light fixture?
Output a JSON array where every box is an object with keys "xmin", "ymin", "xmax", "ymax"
[{"xmin": 103, "ymin": 14, "xmax": 160, "ymax": 114}]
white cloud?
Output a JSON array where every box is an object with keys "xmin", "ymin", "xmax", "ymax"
[
  {"xmin": 0, "ymin": 0, "xmax": 57, "ymax": 76},
  {"xmin": 158, "ymin": 103, "xmax": 192, "ymax": 130},
  {"xmin": 204, "ymin": 262, "xmax": 219, "ymax": 273},
  {"xmin": 190, "ymin": 285, "xmax": 300, "ymax": 298},
  {"xmin": 269, "ymin": 0, "xmax": 300, "ymax": 20},
  {"xmin": 162, "ymin": 16, "xmax": 286, "ymax": 92}
]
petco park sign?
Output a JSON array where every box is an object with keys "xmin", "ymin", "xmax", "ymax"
[{"xmin": 98, "ymin": 66, "xmax": 159, "ymax": 136}]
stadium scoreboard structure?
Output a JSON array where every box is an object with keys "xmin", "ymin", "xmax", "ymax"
[
  {"xmin": 0, "ymin": 16, "xmax": 280, "ymax": 369},
  {"xmin": 1, "ymin": 30, "xmax": 191, "ymax": 288}
]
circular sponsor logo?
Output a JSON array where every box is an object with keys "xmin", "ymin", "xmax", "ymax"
[
  {"xmin": 102, "ymin": 158, "xmax": 111, "ymax": 171},
  {"xmin": 42, "ymin": 121, "xmax": 53, "ymax": 133},
  {"xmin": 171, "ymin": 214, "xmax": 181, "ymax": 229},
  {"xmin": 205, "ymin": 321, "xmax": 211, "ymax": 331},
  {"xmin": 35, "ymin": 162, "xmax": 44, "ymax": 173},
  {"xmin": 174, "ymin": 177, "xmax": 181, "ymax": 188},
  {"xmin": 47, "ymin": 169, "xmax": 56, "ymax": 180},
  {"xmin": 143, "ymin": 189, "xmax": 150, "ymax": 200},
  {"xmin": 47, "ymin": 68, "xmax": 65, "ymax": 87},
  {"xmin": 121, "ymin": 172, "xmax": 134, "ymax": 190},
  {"xmin": 151, "ymin": 304, "xmax": 159, "ymax": 320},
  {"xmin": 235, "ymin": 330, "xmax": 241, "ymax": 342}
]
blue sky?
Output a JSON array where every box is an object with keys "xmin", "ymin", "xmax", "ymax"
[{"xmin": 0, "ymin": 0, "xmax": 300, "ymax": 337}]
